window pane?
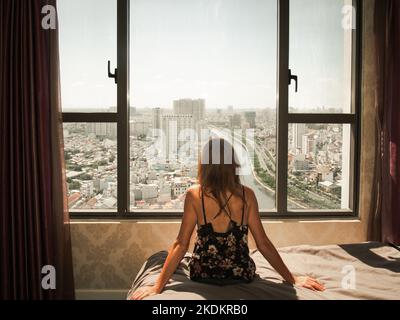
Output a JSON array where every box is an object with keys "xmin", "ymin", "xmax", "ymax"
[
  {"xmin": 58, "ymin": 0, "xmax": 117, "ymax": 112},
  {"xmin": 130, "ymin": 0, "xmax": 277, "ymax": 211},
  {"xmin": 64, "ymin": 123, "xmax": 117, "ymax": 211},
  {"xmin": 288, "ymin": 123, "xmax": 351, "ymax": 210},
  {"xmin": 289, "ymin": 0, "xmax": 354, "ymax": 113}
]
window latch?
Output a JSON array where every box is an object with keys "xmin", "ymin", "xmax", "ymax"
[
  {"xmin": 288, "ymin": 69, "xmax": 298, "ymax": 92},
  {"xmin": 108, "ymin": 60, "xmax": 118, "ymax": 84}
]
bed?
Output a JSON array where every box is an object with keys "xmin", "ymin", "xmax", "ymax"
[{"xmin": 127, "ymin": 242, "xmax": 400, "ymax": 300}]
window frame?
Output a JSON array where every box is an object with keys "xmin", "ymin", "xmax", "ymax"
[{"xmin": 63, "ymin": 0, "xmax": 362, "ymax": 220}]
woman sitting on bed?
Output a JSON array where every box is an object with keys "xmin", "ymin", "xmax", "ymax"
[{"xmin": 132, "ymin": 138, "xmax": 325, "ymax": 300}]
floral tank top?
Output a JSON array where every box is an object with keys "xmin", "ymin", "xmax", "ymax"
[{"xmin": 189, "ymin": 187, "xmax": 256, "ymax": 285}]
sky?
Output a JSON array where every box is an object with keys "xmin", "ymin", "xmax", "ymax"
[{"xmin": 58, "ymin": 0, "xmax": 352, "ymax": 111}]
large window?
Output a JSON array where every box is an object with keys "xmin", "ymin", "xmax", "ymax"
[{"xmin": 60, "ymin": 0, "xmax": 361, "ymax": 218}]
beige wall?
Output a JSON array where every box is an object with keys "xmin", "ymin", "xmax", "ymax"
[
  {"xmin": 71, "ymin": 0, "xmax": 377, "ymax": 291},
  {"xmin": 71, "ymin": 219, "xmax": 367, "ymax": 290}
]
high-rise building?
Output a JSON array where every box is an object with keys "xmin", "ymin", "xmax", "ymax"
[
  {"xmin": 152, "ymin": 108, "xmax": 162, "ymax": 135},
  {"xmin": 292, "ymin": 123, "xmax": 306, "ymax": 150},
  {"xmin": 230, "ymin": 114, "xmax": 242, "ymax": 128},
  {"xmin": 244, "ymin": 112, "xmax": 257, "ymax": 129},
  {"xmin": 86, "ymin": 123, "xmax": 117, "ymax": 138},
  {"xmin": 302, "ymin": 134, "xmax": 316, "ymax": 155},
  {"xmin": 173, "ymin": 99, "xmax": 205, "ymax": 124},
  {"xmin": 162, "ymin": 114, "xmax": 194, "ymax": 159},
  {"xmin": 130, "ymin": 120, "xmax": 150, "ymax": 137}
]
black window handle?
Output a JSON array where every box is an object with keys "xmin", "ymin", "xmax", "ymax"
[
  {"xmin": 108, "ymin": 60, "xmax": 118, "ymax": 84},
  {"xmin": 288, "ymin": 69, "xmax": 298, "ymax": 92}
]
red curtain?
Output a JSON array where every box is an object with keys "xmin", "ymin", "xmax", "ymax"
[
  {"xmin": 374, "ymin": 0, "xmax": 400, "ymax": 245},
  {"xmin": 0, "ymin": 0, "xmax": 75, "ymax": 299}
]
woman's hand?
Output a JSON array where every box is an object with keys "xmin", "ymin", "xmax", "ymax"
[
  {"xmin": 130, "ymin": 286, "xmax": 161, "ymax": 300},
  {"xmin": 294, "ymin": 276, "xmax": 325, "ymax": 291}
]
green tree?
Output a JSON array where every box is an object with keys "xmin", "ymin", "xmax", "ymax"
[{"xmin": 69, "ymin": 180, "xmax": 81, "ymax": 190}]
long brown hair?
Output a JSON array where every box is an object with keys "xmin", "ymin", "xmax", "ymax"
[{"xmin": 198, "ymin": 138, "xmax": 245, "ymax": 211}]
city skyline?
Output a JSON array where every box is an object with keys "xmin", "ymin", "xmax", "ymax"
[
  {"xmin": 62, "ymin": 104, "xmax": 344, "ymax": 113},
  {"xmin": 63, "ymin": 102, "xmax": 348, "ymax": 211}
]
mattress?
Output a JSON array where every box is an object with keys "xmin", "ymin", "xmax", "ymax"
[{"xmin": 127, "ymin": 242, "xmax": 400, "ymax": 300}]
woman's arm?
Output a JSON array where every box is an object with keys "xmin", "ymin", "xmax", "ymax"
[
  {"xmin": 131, "ymin": 190, "xmax": 198, "ymax": 300},
  {"xmin": 247, "ymin": 189, "xmax": 325, "ymax": 291}
]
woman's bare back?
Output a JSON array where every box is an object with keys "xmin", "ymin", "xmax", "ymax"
[{"xmin": 188, "ymin": 185, "xmax": 253, "ymax": 234}]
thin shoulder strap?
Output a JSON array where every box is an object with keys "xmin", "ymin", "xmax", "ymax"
[
  {"xmin": 225, "ymin": 199, "xmax": 233, "ymax": 220},
  {"xmin": 241, "ymin": 186, "xmax": 246, "ymax": 226},
  {"xmin": 201, "ymin": 188, "xmax": 207, "ymax": 224}
]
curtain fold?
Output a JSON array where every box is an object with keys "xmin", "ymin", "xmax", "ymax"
[
  {"xmin": 373, "ymin": 0, "xmax": 400, "ymax": 245},
  {"xmin": 0, "ymin": 0, "xmax": 75, "ymax": 299}
]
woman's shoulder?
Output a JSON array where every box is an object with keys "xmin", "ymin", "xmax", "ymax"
[
  {"xmin": 186, "ymin": 184, "xmax": 201, "ymax": 198},
  {"xmin": 241, "ymin": 185, "xmax": 256, "ymax": 199},
  {"xmin": 186, "ymin": 184, "xmax": 255, "ymax": 200},
  {"xmin": 241, "ymin": 185, "xmax": 251, "ymax": 191}
]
